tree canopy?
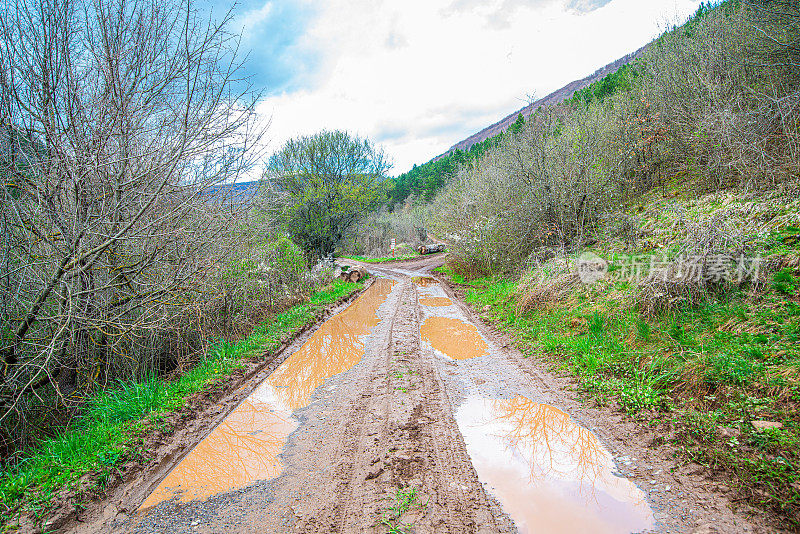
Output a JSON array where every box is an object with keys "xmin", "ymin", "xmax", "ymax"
[{"xmin": 263, "ymin": 130, "xmax": 391, "ymax": 260}]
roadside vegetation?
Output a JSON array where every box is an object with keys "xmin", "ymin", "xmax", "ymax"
[
  {"xmin": 447, "ymin": 187, "xmax": 800, "ymax": 522},
  {"xmin": 0, "ymin": 0, "xmax": 388, "ymax": 529},
  {"xmin": 0, "ymin": 278, "xmax": 362, "ymax": 525},
  {"xmin": 340, "ymin": 253, "xmax": 419, "ymax": 264},
  {"xmin": 260, "ymin": 130, "xmax": 392, "ymax": 261},
  {"xmin": 419, "ymin": 1, "xmax": 800, "ymax": 526}
]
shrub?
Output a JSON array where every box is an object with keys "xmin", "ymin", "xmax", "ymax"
[{"xmin": 516, "ymin": 258, "xmax": 581, "ymax": 313}]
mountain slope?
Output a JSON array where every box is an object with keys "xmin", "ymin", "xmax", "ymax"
[{"xmin": 437, "ymin": 45, "xmax": 647, "ymax": 159}]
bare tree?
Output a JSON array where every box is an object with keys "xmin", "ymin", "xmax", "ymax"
[{"xmin": 0, "ymin": 0, "xmax": 264, "ymax": 452}]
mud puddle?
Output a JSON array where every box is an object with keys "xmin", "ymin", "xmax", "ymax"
[
  {"xmin": 418, "ymin": 296, "xmax": 453, "ymax": 307},
  {"xmin": 414, "ymin": 278, "xmax": 653, "ymax": 533},
  {"xmin": 456, "ymin": 396, "xmax": 654, "ymax": 534},
  {"xmin": 421, "ymin": 316, "xmax": 489, "ymax": 360},
  {"xmin": 416, "ymin": 278, "xmax": 489, "ymax": 361},
  {"xmin": 140, "ymin": 278, "xmax": 395, "ymax": 510}
]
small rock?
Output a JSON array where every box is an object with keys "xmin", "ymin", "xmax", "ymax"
[
  {"xmin": 717, "ymin": 426, "xmax": 741, "ymax": 438},
  {"xmin": 190, "ymin": 521, "xmax": 199, "ymax": 526},
  {"xmin": 751, "ymin": 420, "xmax": 783, "ymax": 430},
  {"xmin": 482, "ymin": 305, "xmax": 492, "ymax": 312},
  {"xmin": 365, "ymin": 466, "xmax": 384, "ymax": 480}
]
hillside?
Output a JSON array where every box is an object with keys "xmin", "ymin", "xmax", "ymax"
[
  {"xmin": 206, "ymin": 180, "xmax": 260, "ymax": 204},
  {"xmin": 436, "ymin": 45, "xmax": 647, "ymax": 159},
  {"xmin": 391, "ymin": 44, "xmax": 647, "ymax": 206}
]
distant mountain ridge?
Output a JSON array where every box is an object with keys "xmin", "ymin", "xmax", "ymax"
[
  {"xmin": 435, "ymin": 45, "xmax": 647, "ymax": 159},
  {"xmin": 205, "ymin": 180, "xmax": 260, "ymax": 204}
]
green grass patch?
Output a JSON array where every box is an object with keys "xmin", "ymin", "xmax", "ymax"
[
  {"xmin": 379, "ymin": 486, "xmax": 423, "ymax": 534},
  {"xmin": 457, "ymin": 268, "xmax": 800, "ymax": 523},
  {"xmin": 435, "ymin": 265, "xmax": 493, "ymax": 287},
  {"xmin": 0, "ymin": 279, "xmax": 362, "ymax": 526},
  {"xmin": 339, "ymin": 253, "xmax": 420, "ymax": 263}
]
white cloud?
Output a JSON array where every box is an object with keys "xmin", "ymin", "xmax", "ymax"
[{"xmin": 252, "ymin": 0, "xmax": 701, "ymax": 176}]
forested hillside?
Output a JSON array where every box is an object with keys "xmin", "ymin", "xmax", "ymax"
[{"xmin": 390, "ymin": 2, "xmax": 725, "ymax": 209}]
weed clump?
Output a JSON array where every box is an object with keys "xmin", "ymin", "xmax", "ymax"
[{"xmin": 516, "ymin": 258, "xmax": 581, "ymax": 313}]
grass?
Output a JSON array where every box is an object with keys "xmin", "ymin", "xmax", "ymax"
[
  {"xmin": 339, "ymin": 253, "xmax": 420, "ymax": 263},
  {"xmin": 379, "ymin": 486, "xmax": 421, "ymax": 534},
  {"xmin": 450, "ymin": 265, "xmax": 800, "ymax": 524},
  {"xmin": 0, "ymin": 278, "xmax": 363, "ymax": 528}
]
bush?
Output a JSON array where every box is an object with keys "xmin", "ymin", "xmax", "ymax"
[
  {"xmin": 430, "ymin": 1, "xmax": 799, "ymax": 277},
  {"xmin": 208, "ymin": 236, "xmax": 327, "ymax": 339},
  {"xmin": 516, "ymin": 258, "xmax": 581, "ymax": 313}
]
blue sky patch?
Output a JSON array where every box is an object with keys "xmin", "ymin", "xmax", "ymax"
[{"xmin": 205, "ymin": 0, "xmax": 322, "ymax": 95}]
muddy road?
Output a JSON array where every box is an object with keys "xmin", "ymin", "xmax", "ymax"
[{"xmin": 78, "ymin": 256, "xmax": 762, "ymax": 533}]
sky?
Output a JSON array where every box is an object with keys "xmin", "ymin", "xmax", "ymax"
[{"xmin": 210, "ymin": 0, "xmax": 702, "ymax": 177}]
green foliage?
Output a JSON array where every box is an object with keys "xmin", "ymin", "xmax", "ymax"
[
  {"xmin": 390, "ymin": 134, "xmax": 503, "ymax": 207},
  {"xmin": 267, "ymin": 236, "xmax": 307, "ymax": 279},
  {"xmin": 568, "ymin": 62, "xmax": 640, "ymax": 108},
  {"xmin": 509, "ymin": 113, "xmax": 526, "ymax": 135},
  {"xmin": 773, "ymin": 268, "xmax": 800, "ymax": 296},
  {"xmin": 265, "ymin": 130, "xmax": 391, "ymax": 260},
  {"xmin": 380, "ymin": 486, "xmax": 421, "ymax": 534},
  {"xmin": 87, "ymin": 378, "xmax": 166, "ymax": 425},
  {"xmin": 635, "ymin": 320, "xmax": 651, "ymax": 341},
  {"xmin": 339, "ymin": 253, "xmax": 419, "ymax": 264}
]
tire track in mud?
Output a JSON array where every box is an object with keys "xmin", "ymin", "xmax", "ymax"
[
  {"xmin": 246, "ymin": 279, "xmax": 405, "ymax": 534},
  {"xmin": 406, "ymin": 286, "xmax": 514, "ymax": 534},
  {"xmin": 285, "ymin": 276, "xmax": 514, "ymax": 533},
  {"xmin": 326, "ymin": 286, "xmax": 399, "ymax": 533},
  {"xmin": 346, "ymin": 278, "xmax": 514, "ymax": 533}
]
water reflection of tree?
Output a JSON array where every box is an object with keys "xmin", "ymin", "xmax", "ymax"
[
  {"xmin": 142, "ymin": 400, "xmax": 293, "ymax": 508},
  {"xmin": 268, "ymin": 279, "xmax": 394, "ymax": 410},
  {"xmin": 143, "ymin": 280, "xmax": 394, "ymax": 508},
  {"xmin": 487, "ymin": 397, "xmax": 642, "ymax": 505}
]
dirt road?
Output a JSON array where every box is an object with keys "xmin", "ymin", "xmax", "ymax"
[{"xmin": 78, "ymin": 256, "xmax": 763, "ymax": 533}]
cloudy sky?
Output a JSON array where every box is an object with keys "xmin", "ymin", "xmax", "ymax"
[{"xmin": 211, "ymin": 0, "xmax": 702, "ymax": 176}]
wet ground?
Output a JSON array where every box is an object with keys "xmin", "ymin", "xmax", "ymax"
[
  {"xmin": 140, "ymin": 279, "xmax": 395, "ymax": 510},
  {"xmin": 414, "ymin": 273, "xmax": 652, "ymax": 533},
  {"xmin": 80, "ymin": 255, "xmax": 762, "ymax": 534}
]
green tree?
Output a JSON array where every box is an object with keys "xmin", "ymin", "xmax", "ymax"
[
  {"xmin": 510, "ymin": 113, "xmax": 526, "ymax": 135},
  {"xmin": 263, "ymin": 130, "xmax": 391, "ymax": 261}
]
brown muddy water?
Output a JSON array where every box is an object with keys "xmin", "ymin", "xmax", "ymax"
[
  {"xmin": 456, "ymin": 395, "xmax": 654, "ymax": 534},
  {"xmin": 413, "ymin": 277, "xmax": 653, "ymax": 532},
  {"xmin": 418, "ymin": 296, "xmax": 453, "ymax": 307},
  {"xmin": 140, "ymin": 278, "xmax": 395, "ymax": 510},
  {"xmin": 421, "ymin": 316, "xmax": 489, "ymax": 360}
]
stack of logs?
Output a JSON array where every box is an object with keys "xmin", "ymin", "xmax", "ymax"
[
  {"xmin": 339, "ymin": 266, "xmax": 366, "ymax": 283},
  {"xmin": 417, "ymin": 243, "xmax": 446, "ymax": 255}
]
